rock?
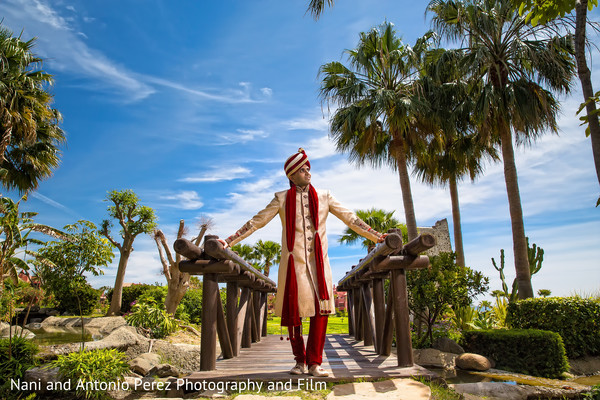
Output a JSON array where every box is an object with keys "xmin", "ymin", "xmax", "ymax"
[
  {"xmin": 326, "ymin": 378, "xmax": 430, "ymax": 400},
  {"xmin": 84, "ymin": 326, "xmax": 147, "ymax": 351},
  {"xmin": 451, "ymin": 382, "xmax": 535, "ymax": 400},
  {"xmin": 413, "ymin": 348, "xmax": 458, "ymax": 369},
  {"xmin": 84, "ymin": 316, "xmax": 127, "ymax": 335},
  {"xmin": 569, "ymin": 356, "xmax": 600, "ymax": 376},
  {"xmin": 432, "ymin": 337, "xmax": 465, "ymax": 354},
  {"xmin": 1, "ymin": 325, "xmax": 35, "ymax": 339},
  {"xmin": 455, "ymin": 353, "xmax": 492, "ymax": 371},
  {"xmin": 26, "ymin": 322, "xmax": 42, "ymax": 330},
  {"xmin": 129, "ymin": 353, "xmax": 162, "ymax": 376},
  {"xmin": 23, "ymin": 366, "xmax": 61, "ymax": 392},
  {"xmin": 149, "ymin": 363, "xmax": 180, "ymax": 378}
]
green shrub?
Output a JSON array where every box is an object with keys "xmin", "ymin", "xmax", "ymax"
[
  {"xmin": 125, "ymin": 300, "xmax": 178, "ymax": 339},
  {"xmin": 106, "ymin": 284, "xmax": 168, "ymax": 314},
  {"xmin": 506, "ymin": 297, "xmax": 600, "ymax": 358},
  {"xmin": 0, "ymin": 337, "xmax": 39, "ymax": 383},
  {"xmin": 178, "ymin": 288, "xmax": 203, "ymax": 324},
  {"xmin": 51, "ymin": 348, "xmax": 129, "ymax": 399},
  {"xmin": 460, "ymin": 329, "xmax": 569, "ymax": 378},
  {"xmin": 53, "ymin": 282, "xmax": 100, "ymax": 315}
]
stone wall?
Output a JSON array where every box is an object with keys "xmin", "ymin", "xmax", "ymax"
[{"xmin": 418, "ymin": 218, "xmax": 452, "ymax": 256}]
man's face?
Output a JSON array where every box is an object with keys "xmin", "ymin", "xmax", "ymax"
[{"xmin": 290, "ymin": 165, "xmax": 311, "ymax": 187}]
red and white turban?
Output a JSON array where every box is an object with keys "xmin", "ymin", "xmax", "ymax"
[{"xmin": 284, "ymin": 148, "xmax": 311, "ymax": 178}]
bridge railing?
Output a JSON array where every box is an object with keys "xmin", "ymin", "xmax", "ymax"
[
  {"xmin": 336, "ymin": 229, "xmax": 435, "ymax": 367},
  {"xmin": 174, "ymin": 235, "xmax": 276, "ymax": 371}
]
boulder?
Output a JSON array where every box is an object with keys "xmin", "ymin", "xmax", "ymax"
[
  {"xmin": 149, "ymin": 363, "xmax": 180, "ymax": 378},
  {"xmin": 432, "ymin": 337, "xmax": 465, "ymax": 354},
  {"xmin": 413, "ymin": 348, "xmax": 458, "ymax": 369},
  {"xmin": 455, "ymin": 353, "xmax": 492, "ymax": 371},
  {"xmin": 129, "ymin": 353, "xmax": 162, "ymax": 376},
  {"xmin": 451, "ymin": 382, "xmax": 534, "ymax": 400},
  {"xmin": 23, "ymin": 366, "xmax": 61, "ymax": 392},
  {"xmin": 84, "ymin": 326, "xmax": 147, "ymax": 351},
  {"xmin": 1, "ymin": 325, "xmax": 35, "ymax": 339},
  {"xmin": 84, "ymin": 316, "xmax": 128, "ymax": 335}
]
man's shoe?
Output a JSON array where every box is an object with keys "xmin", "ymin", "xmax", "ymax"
[
  {"xmin": 290, "ymin": 363, "xmax": 307, "ymax": 375},
  {"xmin": 308, "ymin": 365, "xmax": 329, "ymax": 377}
]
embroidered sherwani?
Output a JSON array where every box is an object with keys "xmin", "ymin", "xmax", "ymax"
[{"xmin": 226, "ymin": 185, "xmax": 382, "ymax": 318}]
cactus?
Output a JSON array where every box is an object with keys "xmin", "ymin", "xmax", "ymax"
[{"xmin": 492, "ymin": 237, "xmax": 544, "ymax": 303}]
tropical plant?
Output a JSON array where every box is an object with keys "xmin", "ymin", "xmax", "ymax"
[
  {"xmin": 0, "ymin": 25, "xmax": 65, "ymax": 193},
  {"xmin": 51, "ymin": 348, "xmax": 129, "ymax": 400},
  {"xmin": 451, "ymin": 304, "xmax": 477, "ymax": 331},
  {"xmin": 510, "ymin": 0, "xmax": 600, "ymax": 197},
  {"xmin": 538, "ymin": 289, "xmax": 552, "ymax": 297},
  {"xmin": 231, "ymin": 243, "xmax": 261, "ymax": 269},
  {"xmin": 407, "ymin": 252, "xmax": 489, "ymax": 347},
  {"xmin": 252, "ymin": 239, "xmax": 281, "ymax": 277},
  {"xmin": 339, "ymin": 208, "xmax": 407, "ymax": 251},
  {"xmin": 100, "ymin": 189, "xmax": 157, "ymax": 316},
  {"xmin": 492, "ymin": 237, "xmax": 545, "ymax": 302},
  {"xmin": 125, "ymin": 300, "xmax": 178, "ymax": 339},
  {"xmin": 0, "ymin": 195, "xmax": 65, "ymax": 292},
  {"xmin": 428, "ymin": 0, "xmax": 575, "ymax": 298},
  {"xmin": 319, "ymin": 22, "xmax": 434, "ymax": 241},
  {"xmin": 0, "ymin": 336, "xmax": 38, "ymax": 386},
  {"xmin": 414, "ymin": 46, "xmax": 499, "ymax": 267}
]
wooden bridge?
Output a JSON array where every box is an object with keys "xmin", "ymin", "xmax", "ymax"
[{"xmin": 173, "ymin": 230, "xmax": 436, "ymax": 383}]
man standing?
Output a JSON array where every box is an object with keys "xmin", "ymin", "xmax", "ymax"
[{"xmin": 220, "ymin": 148, "xmax": 386, "ymax": 377}]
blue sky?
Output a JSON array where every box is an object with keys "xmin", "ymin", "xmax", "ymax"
[{"xmin": 1, "ymin": 0, "xmax": 599, "ymax": 300}]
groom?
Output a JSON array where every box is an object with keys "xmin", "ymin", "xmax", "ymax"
[{"xmin": 220, "ymin": 148, "xmax": 386, "ymax": 377}]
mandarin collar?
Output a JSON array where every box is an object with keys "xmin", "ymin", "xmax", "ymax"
[{"xmin": 296, "ymin": 185, "xmax": 310, "ymax": 192}]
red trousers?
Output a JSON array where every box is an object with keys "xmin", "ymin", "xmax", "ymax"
[{"xmin": 287, "ymin": 299, "xmax": 328, "ymax": 367}]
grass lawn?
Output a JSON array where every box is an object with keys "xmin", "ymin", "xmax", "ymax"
[{"xmin": 266, "ymin": 316, "xmax": 349, "ymax": 335}]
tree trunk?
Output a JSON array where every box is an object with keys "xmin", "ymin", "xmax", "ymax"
[
  {"xmin": 449, "ymin": 175, "xmax": 466, "ymax": 267},
  {"xmin": 106, "ymin": 243, "xmax": 132, "ymax": 316},
  {"xmin": 165, "ymin": 272, "xmax": 189, "ymax": 315},
  {"xmin": 499, "ymin": 122, "xmax": 533, "ymax": 299},
  {"xmin": 396, "ymin": 148, "xmax": 418, "ymax": 241},
  {"xmin": 575, "ymin": 0, "xmax": 600, "ymax": 187}
]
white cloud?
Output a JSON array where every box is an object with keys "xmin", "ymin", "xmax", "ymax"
[
  {"xmin": 283, "ymin": 116, "xmax": 330, "ymax": 131},
  {"xmin": 0, "ymin": 0, "xmax": 155, "ymax": 102},
  {"xmin": 160, "ymin": 191, "xmax": 204, "ymax": 210},
  {"xmin": 218, "ymin": 129, "xmax": 269, "ymax": 144},
  {"xmin": 179, "ymin": 166, "xmax": 252, "ymax": 183}
]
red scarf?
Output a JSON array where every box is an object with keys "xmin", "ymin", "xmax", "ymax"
[{"xmin": 281, "ymin": 184, "xmax": 329, "ymax": 328}]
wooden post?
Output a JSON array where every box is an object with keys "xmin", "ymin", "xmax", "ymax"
[
  {"xmin": 200, "ymin": 273, "xmax": 218, "ymax": 371},
  {"xmin": 361, "ymin": 283, "xmax": 376, "ymax": 350},
  {"xmin": 226, "ymin": 281, "xmax": 239, "ymax": 356},
  {"xmin": 216, "ymin": 290, "xmax": 233, "ymax": 359},
  {"xmin": 242, "ymin": 291, "xmax": 253, "ymax": 348},
  {"xmin": 252, "ymin": 291, "xmax": 260, "ymax": 342},
  {"xmin": 347, "ymin": 290, "xmax": 354, "ymax": 336},
  {"xmin": 372, "ymin": 278, "xmax": 385, "ymax": 354},
  {"xmin": 261, "ymin": 293, "xmax": 268, "ymax": 337},
  {"xmin": 391, "ymin": 269, "xmax": 414, "ymax": 367},
  {"xmin": 380, "ymin": 280, "xmax": 395, "ymax": 356},
  {"xmin": 237, "ymin": 287, "xmax": 251, "ymax": 352},
  {"xmin": 353, "ymin": 288, "xmax": 363, "ymax": 342}
]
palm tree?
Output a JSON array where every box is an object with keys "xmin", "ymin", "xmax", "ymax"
[
  {"xmin": 306, "ymin": 0, "xmax": 335, "ymax": 18},
  {"xmin": 252, "ymin": 240, "xmax": 281, "ymax": 277},
  {"xmin": 0, "ymin": 25, "xmax": 64, "ymax": 192},
  {"xmin": 339, "ymin": 208, "xmax": 407, "ymax": 251},
  {"xmin": 414, "ymin": 47, "xmax": 499, "ymax": 267},
  {"xmin": 231, "ymin": 243, "xmax": 261, "ymax": 270},
  {"xmin": 319, "ymin": 22, "xmax": 433, "ymax": 241},
  {"xmin": 428, "ymin": 0, "xmax": 575, "ymax": 298}
]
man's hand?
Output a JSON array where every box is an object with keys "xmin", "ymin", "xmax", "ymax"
[
  {"xmin": 377, "ymin": 233, "xmax": 388, "ymax": 243},
  {"xmin": 217, "ymin": 238, "xmax": 229, "ymax": 249}
]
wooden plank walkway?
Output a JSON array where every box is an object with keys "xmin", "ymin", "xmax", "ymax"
[{"xmin": 182, "ymin": 334, "xmax": 436, "ymax": 383}]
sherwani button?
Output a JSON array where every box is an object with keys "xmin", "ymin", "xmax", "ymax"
[
  {"xmin": 308, "ymin": 248, "xmax": 313, "ymax": 252},
  {"xmin": 307, "ymin": 237, "xmax": 313, "ymax": 241}
]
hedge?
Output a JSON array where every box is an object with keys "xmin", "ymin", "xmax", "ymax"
[
  {"xmin": 460, "ymin": 329, "xmax": 569, "ymax": 378},
  {"xmin": 506, "ymin": 297, "xmax": 600, "ymax": 358}
]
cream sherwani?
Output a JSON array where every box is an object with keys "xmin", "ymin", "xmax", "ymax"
[{"xmin": 227, "ymin": 186, "xmax": 382, "ymax": 318}]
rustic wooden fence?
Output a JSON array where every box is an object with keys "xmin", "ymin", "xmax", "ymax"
[
  {"xmin": 173, "ymin": 235, "xmax": 277, "ymax": 371},
  {"xmin": 336, "ymin": 229, "xmax": 435, "ymax": 367}
]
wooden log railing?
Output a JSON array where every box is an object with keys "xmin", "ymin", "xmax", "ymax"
[
  {"xmin": 173, "ymin": 235, "xmax": 277, "ymax": 371},
  {"xmin": 337, "ymin": 230, "xmax": 435, "ymax": 367}
]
